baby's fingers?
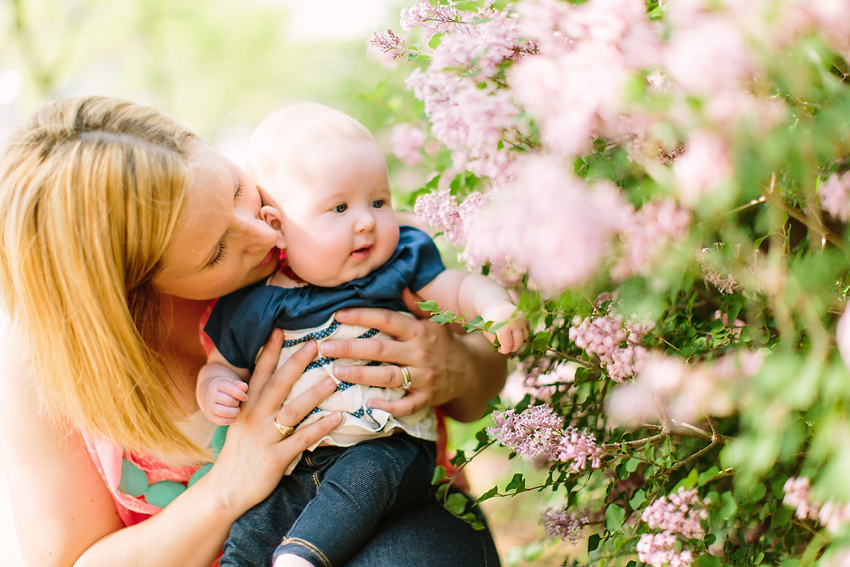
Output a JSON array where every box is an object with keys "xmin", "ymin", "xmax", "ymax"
[{"xmin": 220, "ymin": 381, "xmax": 249, "ymax": 402}]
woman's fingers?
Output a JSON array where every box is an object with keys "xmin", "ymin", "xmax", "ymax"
[
  {"xmin": 367, "ymin": 390, "xmax": 427, "ymax": 417},
  {"xmin": 333, "ymin": 306, "xmax": 420, "ymax": 341},
  {"xmin": 273, "ymin": 377, "xmax": 338, "ymax": 427},
  {"xmin": 242, "ymin": 328, "xmax": 285, "ymax": 409},
  {"xmin": 255, "ymin": 338, "xmax": 319, "ymax": 414},
  {"xmin": 273, "ymin": 412, "xmax": 342, "ymax": 460},
  {"xmin": 321, "ymin": 336, "xmax": 412, "ymax": 367}
]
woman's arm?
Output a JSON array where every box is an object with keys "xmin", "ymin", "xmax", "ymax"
[
  {"xmin": 0, "ymin": 332, "xmax": 340, "ymax": 567},
  {"xmin": 323, "ymin": 289, "xmax": 507, "ymax": 422}
]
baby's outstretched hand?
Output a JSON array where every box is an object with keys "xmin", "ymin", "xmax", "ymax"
[
  {"xmin": 494, "ymin": 318, "xmax": 530, "ymax": 355},
  {"xmin": 200, "ymin": 376, "xmax": 249, "ymax": 425},
  {"xmin": 481, "ymin": 300, "xmax": 529, "ymax": 355}
]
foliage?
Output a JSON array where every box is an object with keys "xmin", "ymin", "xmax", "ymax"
[{"xmin": 373, "ymin": 0, "xmax": 850, "ymax": 565}]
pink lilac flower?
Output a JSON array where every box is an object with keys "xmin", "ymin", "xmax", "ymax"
[
  {"xmin": 607, "ymin": 350, "xmax": 763, "ymax": 427},
  {"xmin": 636, "ymin": 532, "xmax": 695, "ymax": 567},
  {"xmin": 508, "ymin": 0, "xmax": 661, "ymax": 158},
  {"xmin": 552, "ymin": 426, "xmax": 605, "ymax": 472},
  {"xmin": 540, "ymin": 507, "xmax": 587, "ymax": 543},
  {"xmin": 642, "ymin": 488, "xmax": 707, "ymax": 539},
  {"xmin": 487, "ymin": 405, "xmax": 563, "ymax": 461},
  {"xmin": 672, "ymin": 132, "xmax": 734, "ymax": 206},
  {"xmin": 820, "ymin": 173, "xmax": 850, "ymax": 222},
  {"xmin": 429, "ymin": 5, "xmax": 530, "ymax": 81},
  {"xmin": 463, "ymin": 153, "xmax": 627, "ymax": 291},
  {"xmin": 503, "ymin": 358, "xmax": 577, "ymax": 404},
  {"xmin": 406, "ymin": 68, "xmax": 521, "ymax": 183},
  {"xmin": 487, "ymin": 405, "xmax": 606, "ymax": 470},
  {"xmin": 390, "ymin": 124, "xmax": 427, "ymax": 166},
  {"xmin": 637, "ymin": 488, "xmax": 707, "ymax": 567},
  {"xmin": 370, "ymin": 29, "xmax": 406, "ymax": 61},
  {"xmin": 414, "ymin": 190, "xmax": 489, "ymax": 255},
  {"xmin": 568, "ymin": 302, "xmax": 654, "ymax": 382},
  {"xmin": 612, "ymin": 199, "xmax": 692, "ymax": 281},
  {"xmin": 785, "ymin": 476, "xmax": 850, "ymax": 532},
  {"xmin": 400, "ymin": 0, "xmax": 462, "ymax": 39}
]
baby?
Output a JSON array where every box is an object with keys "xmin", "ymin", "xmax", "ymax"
[{"xmin": 199, "ymin": 103, "xmax": 528, "ymax": 567}]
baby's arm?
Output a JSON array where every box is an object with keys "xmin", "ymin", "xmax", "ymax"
[
  {"xmin": 417, "ymin": 269, "xmax": 529, "ymax": 354},
  {"xmin": 197, "ymin": 348, "xmax": 251, "ymax": 425}
]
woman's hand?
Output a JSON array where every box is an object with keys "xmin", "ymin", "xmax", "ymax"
[
  {"xmin": 205, "ymin": 329, "xmax": 341, "ymax": 518},
  {"xmin": 322, "ymin": 289, "xmax": 508, "ymax": 422}
]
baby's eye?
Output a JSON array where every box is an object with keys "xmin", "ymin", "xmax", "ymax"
[
  {"xmin": 371, "ymin": 199, "xmax": 384, "ymax": 209},
  {"xmin": 332, "ymin": 203, "xmax": 348, "ymax": 213}
]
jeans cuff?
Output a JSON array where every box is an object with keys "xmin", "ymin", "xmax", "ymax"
[{"xmin": 273, "ymin": 537, "xmax": 333, "ymax": 567}]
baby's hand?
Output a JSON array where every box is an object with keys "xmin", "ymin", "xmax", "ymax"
[
  {"xmin": 481, "ymin": 300, "xmax": 529, "ymax": 355},
  {"xmin": 200, "ymin": 376, "xmax": 249, "ymax": 425},
  {"xmin": 493, "ymin": 318, "xmax": 530, "ymax": 354}
]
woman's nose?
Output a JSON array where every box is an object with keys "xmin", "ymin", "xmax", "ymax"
[{"xmin": 240, "ymin": 215, "xmax": 278, "ymax": 251}]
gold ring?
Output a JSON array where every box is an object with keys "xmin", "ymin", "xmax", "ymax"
[
  {"xmin": 400, "ymin": 365, "xmax": 412, "ymax": 390},
  {"xmin": 273, "ymin": 417, "xmax": 295, "ymax": 439}
]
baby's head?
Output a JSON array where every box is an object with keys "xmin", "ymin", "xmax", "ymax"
[{"xmin": 247, "ymin": 103, "xmax": 400, "ymax": 288}]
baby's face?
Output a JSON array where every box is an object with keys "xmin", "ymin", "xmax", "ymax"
[{"xmin": 274, "ymin": 139, "xmax": 399, "ymax": 287}]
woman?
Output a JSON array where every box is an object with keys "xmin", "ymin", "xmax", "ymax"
[{"xmin": 0, "ymin": 96, "xmax": 505, "ymax": 567}]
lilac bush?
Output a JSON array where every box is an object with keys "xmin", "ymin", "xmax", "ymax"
[{"xmin": 374, "ymin": 0, "xmax": 850, "ymax": 563}]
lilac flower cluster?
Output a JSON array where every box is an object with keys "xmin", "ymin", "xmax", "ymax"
[
  {"xmin": 784, "ymin": 476, "xmax": 850, "ymax": 533},
  {"xmin": 487, "ymin": 405, "xmax": 605, "ymax": 471},
  {"xmin": 820, "ymin": 172, "xmax": 850, "ymax": 223},
  {"xmin": 463, "ymin": 154, "xmax": 627, "ymax": 290},
  {"xmin": 636, "ymin": 488, "xmax": 708, "ymax": 567},
  {"xmin": 611, "ymin": 199, "xmax": 692, "ymax": 281},
  {"xmin": 540, "ymin": 506, "xmax": 587, "ymax": 544},
  {"xmin": 607, "ymin": 350, "xmax": 763, "ymax": 427},
  {"xmin": 413, "ymin": 189, "xmax": 490, "ymax": 264},
  {"xmin": 503, "ymin": 356, "xmax": 576, "ymax": 404},
  {"xmin": 568, "ymin": 303, "xmax": 653, "ymax": 382},
  {"xmin": 389, "ymin": 124, "xmax": 427, "ymax": 166}
]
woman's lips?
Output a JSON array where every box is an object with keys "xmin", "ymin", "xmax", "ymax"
[{"xmin": 254, "ymin": 248, "xmax": 278, "ymax": 270}]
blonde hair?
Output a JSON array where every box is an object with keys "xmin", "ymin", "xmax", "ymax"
[
  {"xmin": 0, "ymin": 96, "xmax": 206, "ymax": 462},
  {"xmin": 247, "ymin": 102, "xmax": 377, "ymax": 199}
]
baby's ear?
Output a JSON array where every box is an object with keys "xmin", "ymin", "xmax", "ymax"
[{"xmin": 260, "ymin": 205, "xmax": 287, "ymax": 249}]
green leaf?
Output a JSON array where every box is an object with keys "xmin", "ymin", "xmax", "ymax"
[
  {"xmin": 587, "ymin": 533, "xmax": 601, "ymax": 552},
  {"xmin": 473, "ymin": 486, "xmax": 500, "ymax": 507},
  {"xmin": 431, "ymin": 465, "xmax": 447, "ymax": 485},
  {"xmin": 698, "ymin": 555, "xmax": 722, "ymax": 567},
  {"xmin": 698, "ymin": 466, "xmax": 720, "ymax": 486},
  {"xmin": 417, "ymin": 300, "xmax": 439, "ymax": 312},
  {"xmin": 446, "ymin": 492, "xmax": 469, "ymax": 515},
  {"xmin": 605, "ymin": 504, "xmax": 626, "ymax": 532},
  {"xmin": 629, "ymin": 489, "xmax": 646, "ymax": 509},
  {"xmin": 505, "ymin": 473, "xmax": 526, "ymax": 493}
]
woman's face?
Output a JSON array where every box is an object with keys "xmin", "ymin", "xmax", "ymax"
[{"xmin": 153, "ymin": 142, "xmax": 280, "ymax": 301}]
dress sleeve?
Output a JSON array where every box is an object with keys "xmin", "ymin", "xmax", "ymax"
[
  {"xmin": 398, "ymin": 226, "xmax": 446, "ymax": 292},
  {"xmin": 203, "ymin": 288, "xmax": 254, "ymax": 369}
]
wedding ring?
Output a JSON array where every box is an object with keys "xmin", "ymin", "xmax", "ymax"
[
  {"xmin": 400, "ymin": 365, "xmax": 412, "ymax": 390},
  {"xmin": 273, "ymin": 417, "xmax": 295, "ymax": 439}
]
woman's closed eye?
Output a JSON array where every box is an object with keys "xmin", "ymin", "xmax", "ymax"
[{"xmin": 207, "ymin": 242, "xmax": 228, "ymax": 268}]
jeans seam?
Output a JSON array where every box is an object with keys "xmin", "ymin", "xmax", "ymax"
[{"xmin": 279, "ymin": 537, "xmax": 333, "ymax": 567}]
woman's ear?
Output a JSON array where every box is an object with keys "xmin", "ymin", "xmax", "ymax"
[{"xmin": 260, "ymin": 205, "xmax": 287, "ymax": 249}]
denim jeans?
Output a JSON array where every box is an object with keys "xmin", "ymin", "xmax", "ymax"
[{"xmin": 221, "ymin": 434, "xmax": 442, "ymax": 567}]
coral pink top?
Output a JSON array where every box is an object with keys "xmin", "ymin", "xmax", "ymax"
[{"xmin": 79, "ymin": 298, "xmax": 463, "ymax": 567}]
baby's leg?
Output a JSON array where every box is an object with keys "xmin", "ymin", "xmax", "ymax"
[{"xmin": 272, "ymin": 435, "xmax": 436, "ymax": 567}]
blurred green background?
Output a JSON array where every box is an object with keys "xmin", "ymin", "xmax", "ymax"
[{"xmin": 0, "ymin": 0, "xmax": 415, "ymax": 177}]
